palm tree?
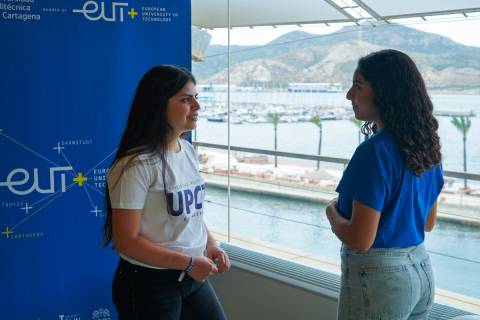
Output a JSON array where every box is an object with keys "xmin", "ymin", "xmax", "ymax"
[
  {"xmin": 349, "ymin": 117, "xmax": 362, "ymax": 144},
  {"xmin": 266, "ymin": 112, "xmax": 281, "ymax": 168},
  {"xmin": 451, "ymin": 116, "xmax": 471, "ymax": 189},
  {"xmin": 309, "ymin": 115, "xmax": 323, "ymax": 170}
]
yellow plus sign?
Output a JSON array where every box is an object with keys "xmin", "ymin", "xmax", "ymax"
[
  {"xmin": 73, "ymin": 172, "xmax": 88, "ymax": 187},
  {"xmin": 2, "ymin": 227, "xmax": 13, "ymax": 239},
  {"xmin": 128, "ymin": 8, "xmax": 138, "ymax": 19}
]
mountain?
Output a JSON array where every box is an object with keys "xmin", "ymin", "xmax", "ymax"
[{"xmin": 192, "ymin": 24, "xmax": 480, "ymax": 92}]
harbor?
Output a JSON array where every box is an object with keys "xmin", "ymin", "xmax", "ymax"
[
  {"xmin": 197, "ymin": 88, "xmax": 477, "ymax": 124},
  {"xmin": 192, "ymin": 90, "xmax": 480, "ymax": 308}
]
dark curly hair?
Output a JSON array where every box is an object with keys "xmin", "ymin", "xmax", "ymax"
[{"xmin": 358, "ymin": 49, "xmax": 441, "ymax": 175}]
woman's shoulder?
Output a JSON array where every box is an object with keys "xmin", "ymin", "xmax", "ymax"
[
  {"xmin": 178, "ymin": 138, "xmax": 197, "ymax": 155},
  {"xmin": 109, "ymin": 150, "xmax": 158, "ymax": 177},
  {"xmin": 361, "ymin": 129, "xmax": 398, "ymax": 154},
  {"xmin": 426, "ymin": 162, "xmax": 444, "ymax": 177},
  {"xmin": 352, "ymin": 130, "xmax": 401, "ymax": 172},
  {"xmin": 354, "ymin": 132, "xmax": 383, "ymax": 157},
  {"xmin": 107, "ymin": 151, "xmax": 160, "ymax": 191},
  {"xmin": 360, "ymin": 128, "xmax": 390, "ymax": 146}
]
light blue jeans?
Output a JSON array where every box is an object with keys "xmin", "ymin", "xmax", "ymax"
[{"xmin": 338, "ymin": 243, "xmax": 435, "ymax": 320}]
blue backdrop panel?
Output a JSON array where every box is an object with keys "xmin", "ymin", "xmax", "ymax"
[{"xmin": 0, "ymin": 1, "xmax": 190, "ymax": 318}]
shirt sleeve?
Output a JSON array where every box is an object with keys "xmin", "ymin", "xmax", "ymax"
[
  {"xmin": 431, "ymin": 164, "xmax": 445, "ymax": 204},
  {"xmin": 336, "ymin": 142, "xmax": 391, "ymax": 212},
  {"xmin": 107, "ymin": 157, "xmax": 152, "ymax": 210}
]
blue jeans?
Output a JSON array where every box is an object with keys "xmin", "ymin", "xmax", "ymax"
[
  {"xmin": 112, "ymin": 258, "xmax": 227, "ymax": 320},
  {"xmin": 338, "ymin": 244, "xmax": 435, "ymax": 320}
]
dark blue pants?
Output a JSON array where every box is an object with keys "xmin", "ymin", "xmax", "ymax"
[{"xmin": 112, "ymin": 258, "xmax": 227, "ymax": 320}]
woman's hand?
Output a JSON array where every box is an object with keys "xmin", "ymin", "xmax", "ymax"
[
  {"xmin": 206, "ymin": 245, "xmax": 231, "ymax": 273},
  {"xmin": 326, "ymin": 197, "xmax": 339, "ymax": 226},
  {"xmin": 188, "ymin": 256, "xmax": 218, "ymax": 282}
]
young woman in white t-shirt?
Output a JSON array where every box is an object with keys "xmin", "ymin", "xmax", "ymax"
[{"xmin": 103, "ymin": 65, "xmax": 230, "ymax": 319}]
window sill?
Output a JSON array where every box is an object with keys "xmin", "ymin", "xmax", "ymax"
[{"xmin": 219, "ymin": 242, "xmax": 478, "ymax": 319}]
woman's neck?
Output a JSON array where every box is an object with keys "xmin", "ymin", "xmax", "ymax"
[
  {"xmin": 374, "ymin": 117, "xmax": 384, "ymax": 130},
  {"xmin": 166, "ymin": 133, "xmax": 181, "ymax": 152}
]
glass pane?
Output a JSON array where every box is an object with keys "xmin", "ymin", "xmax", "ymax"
[
  {"xmin": 194, "ymin": 4, "xmax": 480, "ymax": 311},
  {"xmin": 192, "ymin": 25, "xmax": 230, "ymax": 243}
]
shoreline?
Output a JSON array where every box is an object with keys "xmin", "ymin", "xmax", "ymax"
[{"xmin": 203, "ymin": 173, "xmax": 480, "ymax": 227}]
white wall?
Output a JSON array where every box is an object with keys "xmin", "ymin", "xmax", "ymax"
[{"xmin": 211, "ymin": 266, "xmax": 338, "ymax": 320}]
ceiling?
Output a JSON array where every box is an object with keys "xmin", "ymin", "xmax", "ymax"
[{"xmin": 192, "ymin": 0, "xmax": 480, "ymax": 28}]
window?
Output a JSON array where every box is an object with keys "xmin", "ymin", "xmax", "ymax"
[{"xmin": 192, "ymin": 8, "xmax": 480, "ymax": 313}]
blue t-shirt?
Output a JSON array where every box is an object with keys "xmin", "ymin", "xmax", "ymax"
[{"xmin": 336, "ymin": 128, "xmax": 444, "ymax": 248}]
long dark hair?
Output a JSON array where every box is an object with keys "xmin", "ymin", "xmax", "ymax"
[
  {"xmin": 103, "ymin": 65, "xmax": 196, "ymax": 246},
  {"xmin": 358, "ymin": 49, "xmax": 441, "ymax": 175}
]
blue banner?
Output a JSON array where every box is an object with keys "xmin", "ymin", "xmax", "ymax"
[{"xmin": 0, "ymin": 1, "xmax": 190, "ymax": 318}]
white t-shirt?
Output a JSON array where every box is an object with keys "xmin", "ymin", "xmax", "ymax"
[{"xmin": 107, "ymin": 138, "xmax": 207, "ymax": 269}]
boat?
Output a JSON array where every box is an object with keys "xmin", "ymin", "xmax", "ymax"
[{"xmin": 288, "ymin": 82, "xmax": 343, "ymax": 93}]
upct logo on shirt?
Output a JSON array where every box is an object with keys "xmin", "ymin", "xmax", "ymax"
[{"xmin": 167, "ymin": 183, "xmax": 205, "ymax": 217}]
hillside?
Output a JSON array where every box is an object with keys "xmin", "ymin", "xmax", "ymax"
[{"xmin": 192, "ymin": 24, "xmax": 480, "ymax": 92}]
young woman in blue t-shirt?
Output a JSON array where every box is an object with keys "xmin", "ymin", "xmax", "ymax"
[{"xmin": 326, "ymin": 49, "xmax": 444, "ymax": 319}]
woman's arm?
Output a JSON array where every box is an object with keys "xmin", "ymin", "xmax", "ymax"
[
  {"xmin": 425, "ymin": 201, "xmax": 437, "ymax": 232},
  {"xmin": 326, "ymin": 199, "xmax": 380, "ymax": 252},
  {"xmin": 112, "ymin": 209, "xmax": 217, "ymax": 280}
]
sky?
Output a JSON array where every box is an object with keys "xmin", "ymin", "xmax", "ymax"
[{"xmin": 207, "ymin": 16, "xmax": 480, "ymax": 48}]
